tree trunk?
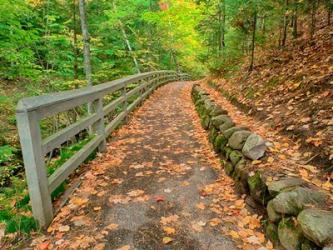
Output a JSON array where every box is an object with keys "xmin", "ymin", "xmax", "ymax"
[
  {"xmin": 309, "ymin": 0, "xmax": 317, "ymax": 40},
  {"xmin": 73, "ymin": 0, "xmax": 79, "ymax": 81},
  {"xmin": 249, "ymin": 11, "xmax": 257, "ymax": 72},
  {"xmin": 79, "ymin": 0, "xmax": 93, "ymax": 87},
  {"xmin": 328, "ymin": 8, "xmax": 331, "ymax": 26},
  {"xmin": 112, "ymin": 2, "xmax": 141, "ymax": 74},
  {"xmin": 281, "ymin": 0, "xmax": 289, "ymax": 47},
  {"xmin": 292, "ymin": 2, "xmax": 298, "ymax": 39},
  {"xmin": 218, "ymin": 0, "xmax": 226, "ymax": 54}
]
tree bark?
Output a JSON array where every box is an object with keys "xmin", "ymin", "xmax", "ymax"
[
  {"xmin": 292, "ymin": 2, "xmax": 298, "ymax": 39},
  {"xmin": 309, "ymin": 0, "xmax": 317, "ymax": 40},
  {"xmin": 73, "ymin": 0, "xmax": 79, "ymax": 81},
  {"xmin": 249, "ymin": 11, "xmax": 257, "ymax": 72},
  {"xmin": 281, "ymin": 0, "xmax": 289, "ymax": 47},
  {"xmin": 79, "ymin": 0, "xmax": 93, "ymax": 87},
  {"xmin": 218, "ymin": 0, "xmax": 226, "ymax": 53}
]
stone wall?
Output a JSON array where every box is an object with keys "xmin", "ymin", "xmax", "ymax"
[{"xmin": 192, "ymin": 84, "xmax": 333, "ymax": 250}]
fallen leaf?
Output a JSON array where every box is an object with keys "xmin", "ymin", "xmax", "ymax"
[
  {"xmin": 163, "ymin": 226, "xmax": 176, "ymax": 235},
  {"xmin": 58, "ymin": 225, "xmax": 70, "ymax": 232},
  {"xmin": 117, "ymin": 245, "xmax": 131, "ymax": 250},
  {"xmin": 196, "ymin": 202, "xmax": 205, "ymax": 210},
  {"xmin": 105, "ymin": 223, "xmax": 118, "ymax": 231},
  {"xmin": 160, "ymin": 215, "xmax": 179, "ymax": 225},
  {"xmin": 162, "ymin": 237, "xmax": 173, "ymax": 244}
]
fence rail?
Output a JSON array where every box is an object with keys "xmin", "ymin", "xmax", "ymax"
[{"xmin": 16, "ymin": 70, "xmax": 190, "ymax": 227}]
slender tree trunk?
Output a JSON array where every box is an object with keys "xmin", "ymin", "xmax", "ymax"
[
  {"xmin": 281, "ymin": 0, "xmax": 289, "ymax": 47},
  {"xmin": 327, "ymin": 8, "xmax": 331, "ymax": 26},
  {"xmin": 79, "ymin": 0, "xmax": 93, "ymax": 87},
  {"xmin": 292, "ymin": 2, "xmax": 298, "ymax": 39},
  {"xmin": 112, "ymin": 2, "xmax": 140, "ymax": 74},
  {"xmin": 73, "ymin": 0, "xmax": 79, "ymax": 81},
  {"xmin": 309, "ymin": 0, "xmax": 317, "ymax": 39},
  {"xmin": 218, "ymin": 0, "xmax": 226, "ymax": 54},
  {"xmin": 249, "ymin": 11, "xmax": 257, "ymax": 72}
]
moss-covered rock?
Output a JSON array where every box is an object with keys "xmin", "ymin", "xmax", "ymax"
[
  {"xmin": 298, "ymin": 209, "xmax": 333, "ymax": 247},
  {"xmin": 229, "ymin": 150, "xmax": 243, "ymax": 166},
  {"xmin": 224, "ymin": 161, "xmax": 234, "ymax": 176},
  {"xmin": 208, "ymin": 127, "xmax": 218, "ymax": 143},
  {"xmin": 213, "ymin": 135, "xmax": 224, "ymax": 153},
  {"xmin": 301, "ymin": 239, "xmax": 320, "ymax": 250},
  {"xmin": 223, "ymin": 127, "xmax": 250, "ymax": 139},
  {"xmin": 247, "ymin": 171, "xmax": 269, "ymax": 205},
  {"xmin": 268, "ymin": 177, "xmax": 306, "ymax": 197},
  {"xmin": 220, "ymin": 120, "xmax": 235, "ymax": 132},
  {"xmin": 201, "ymin": 115, "xmax": 210, "ymax": 130},
  {"xmin": 267, "ymin": 200, "xmax": 282, "ymax": 223},
  {"xmin": 265, "ymin": 222, "xmax": 280, "ymax": 247},
  {"xmin": 278, "ymin": 218, "xmax": 304, "ymax": 250},
  {"xmin": 272, "ymin": 187, "xmax": 328, "ymax": 216},
  {"xmin": 228, "ymin": 131, "xmax": 252, "ymax": 150},
  {"xmin": 223, "ymin": 146, "xmax": 233, "ymax": 159},
  {"xmin": 219, "ymin": 136, "xmax": 228, "ymax": 152},
  {"xmin": 210, "ymin": 115, "xmax": 231, "ymax": 129},
  {"xmin": 233, "ymin": 160, "xmax": 249, "ymax": 193}
]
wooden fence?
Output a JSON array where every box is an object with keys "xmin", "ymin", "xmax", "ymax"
[{"xmin": 16, "ymin": 71, "xmax": 190, "ymax": 227}]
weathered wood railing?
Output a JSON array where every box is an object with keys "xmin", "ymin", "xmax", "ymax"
[{"xmin": 16, "ymin": 70, "xmax": 190, "ymax": 227}]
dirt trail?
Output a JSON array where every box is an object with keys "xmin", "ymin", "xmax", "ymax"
[{"xmin": 28, "ymin": 82, "xmax": 268, "ymax": 250}]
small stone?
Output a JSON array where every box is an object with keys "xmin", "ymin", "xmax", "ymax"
[
  {"xmin": 242, "ymin": 134, "xmax": 267, "ymax": 160},
  {"xmin": 224, "ymin": 127, "xmax": 249, "ymax": 139},
  {"xmin": 272, "ymin": 187, "xmax": 328, "ymax": 216},
  {"xmin": 301, "ymin": 239, "xmax": 321, "ymax": 250},
  {"xmin": 229, "ymin": 150, "xmax": 243, "ymax": 166},
  {"xmin": 268, "ymin": 177, "xmax": 306, "ymax": 197},
  {"xmin": 278, "ymin": 218, "xmax": 304, "ymax": 250},
  {"xmin": 267, "ymin": 200, "xmax": 282, "ymax": 223},
  {"xmin": 213, "ymin": 135, "xmax": 224, "ymax": 152},
  {"xmin": 298, "ymin": 209, "xmax": 333, "ymax": 246},
  {"xmin": 228, "ymin": 131, "xmax": 252, "ymax": 150}
]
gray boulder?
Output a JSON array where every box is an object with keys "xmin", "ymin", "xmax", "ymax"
[
  {"xmin": 224, "ymin": 126, "xmax": 250, "ymax": 139},
  {"xmin": 242, "ymin": 133, "xmax": 267, "ymax": 160},
  {"xmin": 228, "ymin": 131, "xmax": 252, "ymax": 150},
  {"xmin": 298, "ymin": 209, "xmax": 333, "ymax": 246},
  {"xmin": 268, "ymin": 177, "xmax": 306, "ymax": 197},
  {"xmin": 272, "ymin": 187, "xmax": 328, "ymax": 216},
  {"xmin": 278, "ymin": 218, "xmax": 304, "ymax": 250}
]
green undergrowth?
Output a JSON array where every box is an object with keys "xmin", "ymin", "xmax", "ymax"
[{"xmin": 0, "ymin": 136, "xmax": 96, "ymax": 236}]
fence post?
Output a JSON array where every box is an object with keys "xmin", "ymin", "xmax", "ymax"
[
  {"xmin": 16, "ymin": 110, "xmax": 53, "ymax": 228},
  {"xmin": 93, "ymin": 98, "xmax": 107, "ymax": 152}
]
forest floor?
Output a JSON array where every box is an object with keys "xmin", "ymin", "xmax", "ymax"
[
  {"xmin": 210, "ymin": 19, "xmax": 333, "ymax": 171},
  {"xmin": 21, "ymin": 82, "xmax": 272, "ymax": 250}
]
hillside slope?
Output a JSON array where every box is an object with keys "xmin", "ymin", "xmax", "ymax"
[{"xmin": 211, "ymin": 18, "xmax": 333, "ymax": 171}]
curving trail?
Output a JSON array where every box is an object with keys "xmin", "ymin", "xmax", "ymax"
[{"xmin": 29, "ymin": 82, "xmax": 268, "ymax": 250}]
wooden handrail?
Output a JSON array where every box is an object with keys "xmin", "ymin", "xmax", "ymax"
[{"xmin": 16, "ymin": 70, "xmax": 190, "ymax": 228}]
